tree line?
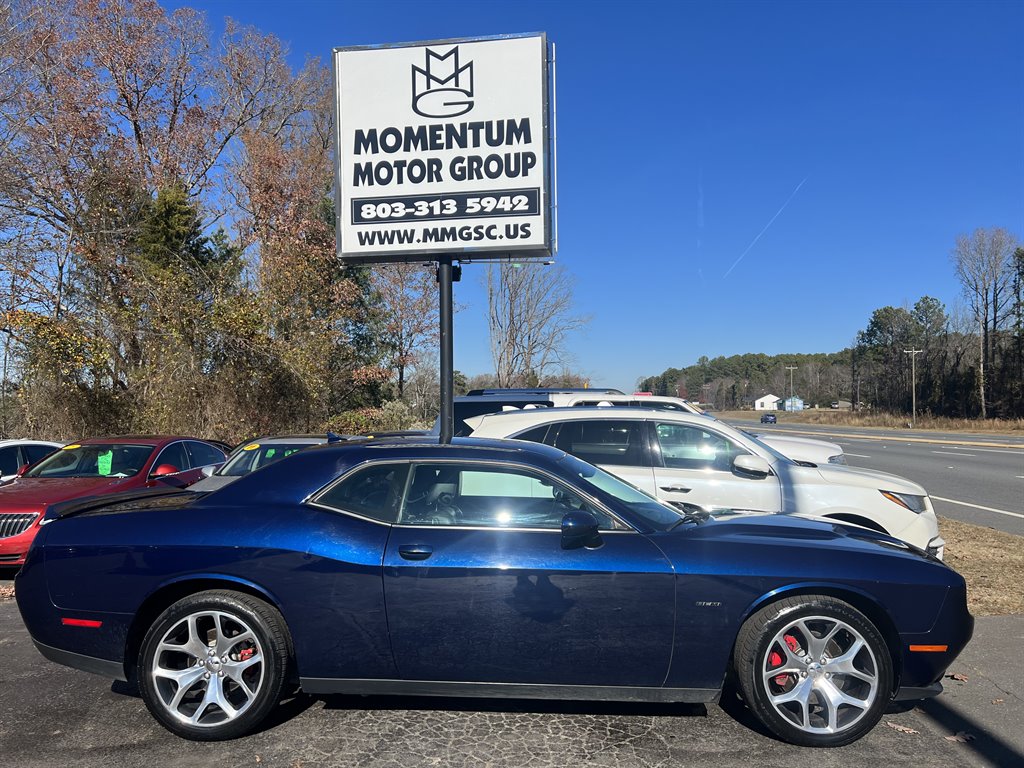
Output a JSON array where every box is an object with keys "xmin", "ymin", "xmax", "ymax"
[{"xmin": 639, "ymin": 228, "xmax": 1023, "ymax": 419}]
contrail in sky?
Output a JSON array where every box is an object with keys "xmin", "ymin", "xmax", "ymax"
[{"xmin": 722, "ymin": 175, "xmax": 809, "ymax": 278}]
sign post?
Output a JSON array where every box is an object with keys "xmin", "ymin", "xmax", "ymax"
[{"xmin": 333, "ymin": 33, "xmax": 555, "ymax": 441}]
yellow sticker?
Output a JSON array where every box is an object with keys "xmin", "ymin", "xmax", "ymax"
[
  {"xmin": 63, "ymin": 444, "xmax": 81, "ymax": 450},
  {"xmin": 242, "ymin": 443, "xmax": 260, "ymax": 451}
]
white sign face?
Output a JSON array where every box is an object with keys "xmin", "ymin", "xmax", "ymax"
[{"xmin": 333, "ymin": 34, "xmax": 553, "ymax": 262}]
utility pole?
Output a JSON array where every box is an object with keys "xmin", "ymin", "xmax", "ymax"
[
  {"xmin": 904, "ymin": 349, "xmax": 922, "ymax": 428},
  {"xmin": 785, "ymin": 366, "xmax": 797, "ymax": 410}
]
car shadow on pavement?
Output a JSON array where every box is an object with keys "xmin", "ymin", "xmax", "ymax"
[
  {"xmin": 917, "ymin": 697, "xmax": 1024, "ymax": 767},
  {"xmin": 110, "ymin": 680, "xmax": 319, "ymax": 735},
  {"xmin": 317, "ymin": 693, "xmax": 707, "ymax": 719},
  {"xmin": 716, "ymin": 687, "xmax": 778, "ymax": 741}
]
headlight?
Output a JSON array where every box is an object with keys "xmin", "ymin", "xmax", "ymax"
[
  {"xmin": 828, "ymin": 454, "xmax": 847, "ymax": 465},
  {"xmin": 881, "ymin": 490, "xmax": 928, "ymax": 513}
]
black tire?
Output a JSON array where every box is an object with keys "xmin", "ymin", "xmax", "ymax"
[
  {"xmin": 733, "ymin": 594, "xmax": 893, "ymax": 747},
  {"xmin": 138, "ymin": 590, "xmax": 290, "ymax": 741}
]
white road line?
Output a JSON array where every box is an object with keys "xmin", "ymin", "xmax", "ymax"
[
  {"xmin": 967, "ymin": 447, "xmax": 1024, "ymax": 455},
  {"xmin": 932, "ymin": 451, "xmax": 976, "ymax": 457},
  {"xmin": 931, "ymin": 496, "xmax": 1024, "ymax": 519},
  {"xmin": 844, "ymin": 453, "xmax": 872, "ymax": 458}
]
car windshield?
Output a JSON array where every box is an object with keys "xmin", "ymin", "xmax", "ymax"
[
  {"xmin": 26, "ymin": 444, "xmax": 154, "ymax": 479},
  {"xmin": 557, "ymin": 454, "xmax": 686, "ymax": 531},
  {"xmin": 219, "ymin": 442, "xmax": 318, "ymax": 477}
]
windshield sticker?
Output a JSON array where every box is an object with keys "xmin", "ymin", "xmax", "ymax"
[
  {"xmin": 97, "ymin": 450, "xmax": 113, "ymax": 476},
  {"xmin": 63, "ymin": 444, "xmax": 81, "ymax": 450},
  {"xmin": 242, "ymin": 443, "xmax": 260, "ymax": 451},
  {"xmin": 265, "ymin": 448, "xmax": 276, "ymax": 458}
]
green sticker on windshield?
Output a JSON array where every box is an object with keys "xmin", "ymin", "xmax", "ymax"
[
  {"xmin": 97, "ymin": 450, "xmax": 113, "ymax": 476},
  {"xmin": 265, "ymin": 448, "xmax": 276, "ymax": 458}
]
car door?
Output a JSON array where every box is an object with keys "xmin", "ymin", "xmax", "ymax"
[
  {"xmin": 546, "ymin": 419, "xmax": 658, "ymax": 495},
  {"xmin": 383, "ymin": 460, "xmax": 675, "ymax": 687},
  {"xmin": 648, "ymin": 420, "xmax": 782, "ymax": 512}
]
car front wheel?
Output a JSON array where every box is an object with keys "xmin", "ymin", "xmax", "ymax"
[
  {"xmin": 733, "ymin": 595, "xmax": 893, "ymax": 747},
  {"xmin": 138, "ymin": 590, "xmax": 290, "ymax": 740}
]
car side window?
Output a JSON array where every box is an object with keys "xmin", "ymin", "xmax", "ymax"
[
  {"xmin": 511, "ymin": 425, "xmax": 550, "ymax": 444},
  {"xmin": 153, "ymin": 442, "xmax": 189, "ymax": 473},
  {"xmin": 314, "ymin": 463, "xmax": 410, "ymax": 523},
  {"xmin": 399, "ymin": 462, "xmax": 620, "ymax": 530},
  {"xmin": 0, "ymin": 446, "xmax": 18, "ymax": 475},
  {"xmin": 654, "ymin": 422, "xmax": 746, "ymax": 471},
  {"xmin": 22, "ymin": 444, "xmax": 56, "ymax": 464},
  {"xmin": 185, "ymin": 441, "xmax": 225, "ymax": 468},
  {"xmin": 552, "ymin": 420, "xmax": 644, "ymax": 467}
]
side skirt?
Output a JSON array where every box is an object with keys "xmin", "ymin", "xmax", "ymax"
[
  {"xmin": 34, "ymin": 640, "xmax": 127, "ymax": 682},
  {"xmin": 299, "ymin": 677, "xmax": 720, "ymax": 703}
]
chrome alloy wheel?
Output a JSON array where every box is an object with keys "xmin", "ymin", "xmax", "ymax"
[
  {"xmin": 761, "ymin": 615, "xmax": 879, "ymax": 735},
  {"xmin": 149, "ymin": 610, "xmax": 265, "ymax": 727}
]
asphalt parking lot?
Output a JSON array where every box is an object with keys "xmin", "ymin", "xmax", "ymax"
[{"xmin": 0, "ymin": 596, "xmax": 1020, "ymax": 768}]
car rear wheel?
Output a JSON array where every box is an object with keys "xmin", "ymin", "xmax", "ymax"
[
  {"xmin": 733, "ymin": 595, "xmax": 892, "ymax": 747},
  {"xmin": 138, "ymin": 590, "xmax": 290, "ymax": 740}
]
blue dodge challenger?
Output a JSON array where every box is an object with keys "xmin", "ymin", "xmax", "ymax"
[{"xmin": 15, "ymin": 437, "xmax": 973, "ymax": 747}]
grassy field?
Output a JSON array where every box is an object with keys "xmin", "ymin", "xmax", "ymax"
[
  {"xmin": 940, "ymin": 516, "xmax": 1024, "ymax": 616},
  {"xmin": 716, "ymin": 409, "xmax": 1024, "ymax": 435},
  {"xmin": 1, "ymin": 516, "xmax": 1017, "ymax": 615}
]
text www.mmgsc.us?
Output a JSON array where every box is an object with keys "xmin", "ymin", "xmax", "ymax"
[{"xmin": 356, "ymin": 222, "xmax": 532, "ymax": 246}]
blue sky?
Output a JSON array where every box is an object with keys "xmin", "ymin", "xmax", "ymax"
[{"xmin": 175, "ymin": 0, "xmax": 1023, "ymax": 391}]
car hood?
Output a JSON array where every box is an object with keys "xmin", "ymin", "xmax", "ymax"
[
  {"xmin": 675, "ymin": 511, "xmax": 936, "ymax": 562},
  {"xmin": 0, "ymin": 476, "xmax": 142, "ymax": 508},
  {"xmin": 758, "ymin": 434, "xmax": 842, "ymax": 463},
  {"xmin": 808, "ymin": 463, "xmax": 927, "ymax": 494}
]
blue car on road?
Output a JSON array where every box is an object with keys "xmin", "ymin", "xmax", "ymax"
[{"xmin": 15, "ymin": 437, "xmax": 972, "ymax": 747}]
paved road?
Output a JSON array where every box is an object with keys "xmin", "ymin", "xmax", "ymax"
[
  {"xmin": 0, "ymin": 597, "xmax": 1019, "ymax": 768},
  {"xmin": 730, "ymin": 419, "xmax": 1024, "ymax": 536}
]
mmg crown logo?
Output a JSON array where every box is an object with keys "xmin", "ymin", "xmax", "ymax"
[{"xmin": 412, "ymin": 46, "xmax": 474, "ymax": 118}]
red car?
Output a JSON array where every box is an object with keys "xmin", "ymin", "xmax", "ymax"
[{"xmin": 0, "ymin": 436, "xmax": 226, "ymax": 567}]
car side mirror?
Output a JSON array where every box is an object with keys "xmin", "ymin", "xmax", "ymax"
[
  {"xmin": 151, "ymin": 464, "xmax": 180, "ymax": 477},
  {"xmin": 16, "ymin": 463, "xmax": 29, "ymax": 477},
  {"xmin": 561, "ymin": 510, "xmax": 603, "ymax": 550},
  {"xmin": 733, "ymin": 454, "xmax": 772, "ymax": 479}
]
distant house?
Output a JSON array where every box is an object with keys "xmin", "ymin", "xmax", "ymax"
[
  {"xmin": 755, "ymin": 395, "xmax": 781, "ymax": 411},
  {"xmin": 783, "ymin": 396, "xmax": 805, "ymax": 412}
]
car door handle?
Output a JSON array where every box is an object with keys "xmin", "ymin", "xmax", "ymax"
[
  {"xmin": 398, "ymin": 545, "xmax": 433, "ymax": 561},
  {"xmin": 660, "ymin": 485, "xmax": 691, "ymax": 493}
]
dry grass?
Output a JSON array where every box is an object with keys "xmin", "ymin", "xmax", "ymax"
[
  {"xmin": 716, "ymin": 409, "xmax": 1024, "ymax": 435},
  {"xmin": 1, "ymin": 519, "xmax": 1018, "ymax": 616},
  {"xmin": 941, "ymin": 516, "xmax": 1024, "ymax": 616}
]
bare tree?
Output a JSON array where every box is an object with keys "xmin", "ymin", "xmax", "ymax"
[
  {"xmin": 486, "ymin": 262, "xmax": 588, "ymax": 387},
  {"xmin": 371, "ymin": 263, "xmax": 438, "ymax": 398},
  {"xmin": 951, "ymin": 227, "xmax": 1018, "ymax": 417}
]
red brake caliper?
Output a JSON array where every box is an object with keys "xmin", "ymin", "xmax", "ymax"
[
  {"xmin": 238, "ymin": 648, "xmax": 254, "ymax": 662},
  {"xmin": 770, "ymin": 634, "xmax": 800, "ymax": 687}
]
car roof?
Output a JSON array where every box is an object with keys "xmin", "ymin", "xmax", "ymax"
[
  {"xmin": 236, "ymin": 435, "xmax": 329, "ymax": 446},
  {"xmin": 200, "ymin": 436, "xmax": 572, "ymax": 506},
  {"xmin": 469, "ymin": 406, "xmax": 712, "ymax": 429},
  {"xmin": 71, "ymin": 436, "xmax": 213, "ymax": 447},
  {"xmin": 0, "ymin": 439, "xmax": 63, "ymax": 447}
]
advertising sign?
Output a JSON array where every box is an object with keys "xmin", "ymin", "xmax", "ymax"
[{"xmin": 333, "ymin": 34, "xmax": 554, "ymax": 262}]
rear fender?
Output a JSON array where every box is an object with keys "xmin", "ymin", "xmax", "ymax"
[{"xmin": 122, "ymin": 573, "xmax": 287, "ymax": 681}]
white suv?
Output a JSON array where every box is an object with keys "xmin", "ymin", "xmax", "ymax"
[
  {"xmin": 464, "ymin": 407, "xmax": 944, "ymax": 558},
  {"xmin": 555, "ymin": 394, "xmax": 847, "ymax": 466}
]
